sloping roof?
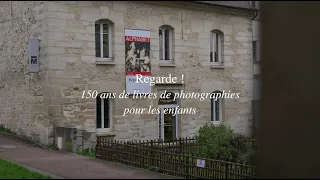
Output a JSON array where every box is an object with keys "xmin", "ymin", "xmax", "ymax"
[{"xmin": 189, "ymin": 1, "xmax": 258, "ymax": 11}]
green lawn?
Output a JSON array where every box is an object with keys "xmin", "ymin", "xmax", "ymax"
[{"xmin": 0, "ymin": 159, "xmax": 51, "ymax": 179}]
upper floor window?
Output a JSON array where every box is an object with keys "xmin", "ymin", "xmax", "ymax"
[
  {"xmin": 210, "ymin": 30, "xmax": 224, "ymax": 63},
  {"xmin": 211, "ymin": 91, "xmax": 223, "ymax": 123},
  {"xmin": 96, "ymin": 92, "xmax": 112, "ymax": 131},
  {"xmin": 95, "ymin": 19, "xmax": 114, "ymax": 59},
  {"xmin": 159, "ymin": 25, "xmax": 174, "ymax": 61}
]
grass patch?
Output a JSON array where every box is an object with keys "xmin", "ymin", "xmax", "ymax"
[
  {"xmin": 0, "ymin": 158, "xmax": 51, "ymax": 179},
  {"xmin": 77, "ymin": 147, "xmax": 96, "ymax": 158},
  {"xmin": 47, "ymin": 145, "xmax": 59, "ymax": 150},
  {"xmin": 0, "ymin": 125, "xmax": 13, "ymax": 133}
]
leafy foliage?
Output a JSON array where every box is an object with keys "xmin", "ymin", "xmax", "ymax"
[
  {"xmin": 77, "ymin": 147, "xmax": 96, "ymax": 158},
  {"xmin": 196, "ymin": 123, "xmax": 256, "ymax": 164}
]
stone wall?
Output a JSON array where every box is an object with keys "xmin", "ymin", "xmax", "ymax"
[
  {"xmin": 0, "ymin": 1, "xmax": 254, "ymax": 145},
  {"xmin": 0, "ymin": 1, "xmax": 50, "ymax": 144}
]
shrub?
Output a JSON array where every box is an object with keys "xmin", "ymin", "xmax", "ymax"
[
  {"xmin": 77, "ymin": 147, "xmax": 96, "ymax": 158},
  {"xmin": 196, "ymin": 123, "xmax": 255, "ymax": 164}
]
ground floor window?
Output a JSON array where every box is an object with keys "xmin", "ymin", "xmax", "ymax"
[
  {"xmin": 158, "ymin": 92, "xmax": 178, "ymax": 142},
  {"xmin": 96, "ymin": 93, "xmax": 111, "ymax": 130}
]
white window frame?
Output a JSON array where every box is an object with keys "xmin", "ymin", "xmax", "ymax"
[
  {"xmin": 96, "ymin": 98, "xmax": 112, "ymax": 133},
  {"xmin": 210, "ymin": 30, "xmax": 223, "ymax": 66},
  {"xmin": 95, "ymin": 20, "xmax": 113, "ymax": 61},
  {"xmin": 211, "ymin": 95, "xmax": 222, "ymax": 125},
  {"xmin": 159, "ymin": 26, "xmax": 173, "ymax": 62},
  {"xmin": 158, "ymin": 104, "xmax": 179, "ymax": 141}
]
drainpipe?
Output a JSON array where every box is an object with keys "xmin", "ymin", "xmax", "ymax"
[
  {"xmin": 251, "ymin": 2, "xmax": 259, "ymax": 137},
  {"xmin": 251, "ymin": 11, "xmax": 258, "ymax": 20}
]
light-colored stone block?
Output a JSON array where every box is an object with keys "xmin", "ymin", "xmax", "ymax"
[
  {"xmin": 135, "ymin": 19, "xmax": 147, "ymax": 29},
  {"xmin": 163, "ymin": 15, "xmax": 170, "ymax": 25},
  {"xmin": 47, "ymin": 47, "xmax": 65, "ymax": 55},
  {"xmin": 44, "ymin": 12, "xmax": 57, "ymax": 18},
  {"xmin": 56, "ymin": 12, "xmax": 75, "ymax": 20},
  {"xmin": 48, "ymin": 57, "xmax": 66, "ymax": 70},
  {"xmin": 47, "ymin": 19, "xmax": 67, "ymax": 27},
  {"xmin": 47, "ymin": 2, "xmax": 69, "ymax": 13},
  {"xmin": 81, "ymin": 56, "xmax": 95, "ymax": 63},
  {"xmin": 81, "ymin": 8, "xmax": 99, "ymax": 21},
  {"xmin": 112, "ymin": 2, "xmax": 127, "ymax": 12},
  {"xmin": 191, "ymin": 20, "xmax": 204, "ymax": 33},
  {"xmin": 55, "ymin": 70, "xmax": 81, "ymax": 78},
  {"xmin": 48, "ymin": 32, "xmax": 65, "ymax": 41},
  {"xmin": 108, "ymin": 11, "xmax": 124, "ymax": 25},
  {"xmin": 100, "ymin": 6, "xmax": 110, "ymax": 19},
  {"xmin": 75, "ymin": 33, "xmax": 94, "ymax": 41},
  {"xmin": 55, "ymin": 41, "xmax": 81, "ymax": 48}
]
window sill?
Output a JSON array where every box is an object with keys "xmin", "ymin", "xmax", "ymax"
[
  {"xmin": 211, "ymin": 121, "xmax": 221, "ymax": 125},
  {"xmin": 96, "ymin": 57, "xmax": 115, "ymax": 65},
  {"xmin": 96, "ymin": 129, "xmax": 116, "ymax": 137},
  {"xmin": 210, "ymin": 65, "xmax": 225, "ymax": 69},
  {"xmin": 210, "ymin": 63, "xmax": 225, "ymax": 69},
  {"xmin": 159, "ymin": 60, "xmax": 175, "ymax": 67}
]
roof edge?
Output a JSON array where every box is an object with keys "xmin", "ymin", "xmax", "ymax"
[{"xmin": 186, "ymin": 1, "xmax": 260, "ymax": 12}]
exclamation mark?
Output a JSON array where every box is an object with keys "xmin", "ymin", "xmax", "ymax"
[{"xmin": 181, "ymin": 74, "xmax": 184, "ymax": 84}]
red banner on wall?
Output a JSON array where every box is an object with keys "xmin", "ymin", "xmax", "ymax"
[{"xmin": 125, "ymin": 29, "xmax": 151, "ymax": 94}]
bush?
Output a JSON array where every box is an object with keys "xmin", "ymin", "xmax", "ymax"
[{"xmin": 196, "ymin": 123, "xmax": 255, "ymax": 164}]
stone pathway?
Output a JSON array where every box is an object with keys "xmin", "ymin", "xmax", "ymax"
[{"xmin": 0, "ymin": 132, "xmax": 176, "ymax": 179}]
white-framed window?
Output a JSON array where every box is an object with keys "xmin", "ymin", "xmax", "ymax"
[
  {"xmin": 96, "ymin": 93, "xmax": 112, "ymax": 131},
  {"xmin": 210, "ymin": 30, "xmax": 224, "ymax": 63},
  {"xmin": 95, "ymin": 19, "xmax": 114, "ymax": 59},
  {"xmin": 211, "ymin": 91, "xmax": 223, "ymax": 123},
  {"xmin": 158, "ymin": 91, "xmax": 178, "ymax": 142},
  {"xmin": 159, "ymin": 25, "xmax": 174, "ymax": 61}
]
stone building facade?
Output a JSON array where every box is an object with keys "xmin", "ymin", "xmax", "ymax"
[{"xmin": 0, "ymin": 1, "xmax": 257, "ymax": 145}]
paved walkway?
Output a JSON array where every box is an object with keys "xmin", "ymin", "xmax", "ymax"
[{"xmin": 0, "ymin": 132, "xmax": 176, "ymax": 179}]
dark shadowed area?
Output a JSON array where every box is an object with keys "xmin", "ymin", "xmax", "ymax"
[{"xmin": 259, "ymin": 1, "xmax": 320, "ymax": 178}]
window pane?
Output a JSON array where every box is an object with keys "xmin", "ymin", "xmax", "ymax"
[
  {"xmin": 211, "ymin": 99, "xmax": 214, "ymax": 121},
  {"xmin": 103, "ymin": 34, "xmax": 109, "ymax": 58},
  {"xmin": 104, "ymin": 98, "xmax": 109, "ymax": 128},
  {"xmin": 164, "ymin": 29, "xmax": 170, "ymax": 60},
  {"xmin": 159, "ymin": 112, "xmax": 162, "ymax": 139},
  {"xmin": 210, "ymin": 32, "xmax": 213, "ymax": 62},
  {"xmin": 215, "ymin": 99, "xmax": 219, "ymax": 121},
  {"xmin": 95, "ymin": 24, "xmax": 101, "ymax": 57},
  {"xmin": 215, "ymin": 33, "xmax": 219, "ymax": 62},
  {"xmin": 96, "ymin": 97, "xmax": 101, "ymax": 128},
  {"xmin": 103, "ymin": 23, "xmax": 109, "ymax": 34},
  {"xmin": 159, "ymin": 30, "xmax": 163, "ymax": 60}
]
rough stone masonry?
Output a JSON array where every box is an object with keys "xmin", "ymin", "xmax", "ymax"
[{"xmin": 0, "ymin": 1, "xmax": 255, "ymax": 145}]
